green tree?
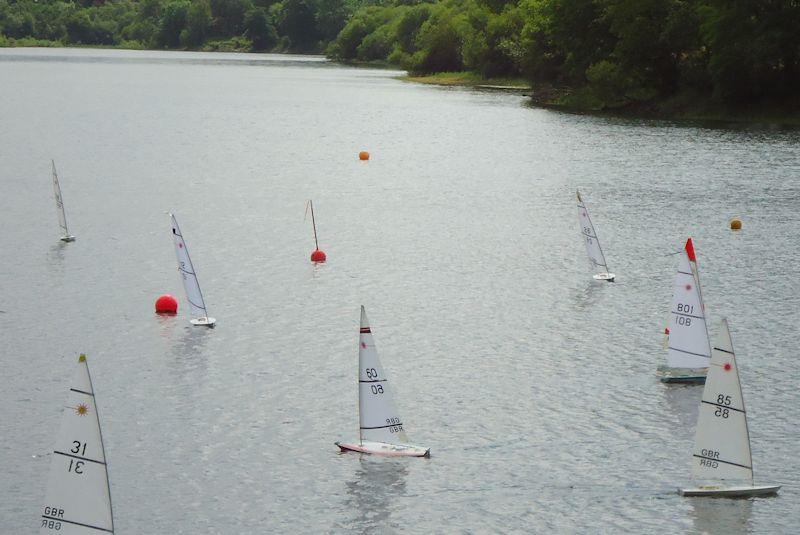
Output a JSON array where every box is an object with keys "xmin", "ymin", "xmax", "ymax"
[
  {"xmin": 210, "ymin": 0, "xmax": 252, "ymax": 36},
  {"xmin": 700, "ymin": 0, "xmax": 800, "ymax": 102},
  {"xmin": 276, "ymin": 0, "xmax": 321, "ymax": 51},
  {"xmin": 184, "ymin": 0, "xmax": 212, "ymax": 47},
  {"xmin": 245, "ymin": 7, "xmax": 278, "ymax": 50},
  {"xmin": 157, "ymin": 0, "xmax": 190, "ymax": 48}
]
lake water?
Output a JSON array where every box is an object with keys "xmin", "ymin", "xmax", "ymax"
[{"xmin": 1, "ymin": 48, "xmax": 799, "ymax": 533}]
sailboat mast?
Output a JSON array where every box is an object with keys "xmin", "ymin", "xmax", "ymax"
[
  {"xmin": 83, "ymin": 355, "xmax": 115, "ymax": 533},
  {"xmin": 310, "ymin": 200, "xmax": 320, "ymax": 250}
]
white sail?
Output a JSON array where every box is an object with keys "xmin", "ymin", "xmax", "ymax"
[
  {"xmin": 666, "ymin": 239, "xmax": 711, "ymax": 369},
  {"xmin": 690, "ymin": 319, "xmax": 753, "ymax": 483},
  {"xmin": 170, "ymin": 214, "xmax": 210, "ymax": 320},
  {"xmin": 576, "ymin": 190, "xmax": 610, "ymax": 275},
  {"xmin": 52, "ymin": 161, "xmax": 73, "ymax": 239},
  {"xmin": 358, "ymin": 306, "xmax": 410, "ymax": 445},
  {"xmin": 40, "ymin": 355, "xmax": 113, "ymax": 534}
]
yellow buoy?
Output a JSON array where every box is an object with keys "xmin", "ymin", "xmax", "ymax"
[
  {"xmin": 730, "ymin": 218, "xmax": 742, "ymax": 230},
  {"xmin": 359, "ymin": 151, "xmax": 370, "ymax": 161}
]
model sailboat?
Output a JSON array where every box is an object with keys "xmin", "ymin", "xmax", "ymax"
[
  {"xmin": 40, "ymin": 354, "xmax": 114, "ymax": 533},
  {"xmin": 336, "ymin": 306, "xmax": 429, "ymax": 457},
  {"xmin": 170, "ymin": 213, "xmax": 215, "ymax": 327},
  {"xmin": 52, "ymin": 160, "xmax": 75, "ymax": 242},
  {"xmin": 576, "ymin": 191, "xmax": 614, "ymax": 281},
  {"xmin": 679, "ymin": 319, "xmax": 780, "ymax": 497},
  {"xmin": 659, "ymin": 238, "xmax": 709, "ymax": 383}
]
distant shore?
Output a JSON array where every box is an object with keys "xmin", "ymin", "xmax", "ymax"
[
  {"xmin": 4, "ymin": 42, "xmax": 797, "ymax": 126},
  {"xmin": 400, "ymin": 72, "xmax": 800, "ymax": 127}
]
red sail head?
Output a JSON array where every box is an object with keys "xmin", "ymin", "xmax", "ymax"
[{"xmin": 684, "ymin": 238, "xmax": 696, "ymax": 262}]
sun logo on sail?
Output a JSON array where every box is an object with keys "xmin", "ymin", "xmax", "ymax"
[{"xmin": 75, "ymin": 403, "xmax": 89, "ymax": 416}]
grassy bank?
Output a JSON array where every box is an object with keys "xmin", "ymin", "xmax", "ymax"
[{"xmin": 401, "ymin": 71, "xmax": 530, "ymax": 91}]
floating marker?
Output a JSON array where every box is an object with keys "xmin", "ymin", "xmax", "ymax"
[
  {"xmin": 305, "ymin": 200, "xmax": 327, "ymax": 263},
  {"xmin": 730, "ymin": 218, "xmax": 742, "ymax": 230},
  {"xmin": 359, "ymin": 151, "xmax": 370, "ymax": 161},
  {"xmin": 155, "ymin": 294, "xmax": 178, "ymax": 314}
]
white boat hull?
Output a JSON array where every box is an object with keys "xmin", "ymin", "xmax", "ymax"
[
  {"xmin": 190, "ymin": 317, "xmax": 216, "ymax": 327},
  {"xmin": 336, "ymin": 441, "xmax": 430, "ymax": 458},
  {"xmin": 593, "ymin": 272, "xmax": 615, "ymax": 282},
  {"xmin": 679, "ymin": 484, "xmax": 780, "ymax": 497},
  {"xmin": 60, "ymin": 235, "xmax": 76, "ymax": 242},
  {"xmin": 658, "ymin": 366, "xmax": 707, "ymax": 384}
]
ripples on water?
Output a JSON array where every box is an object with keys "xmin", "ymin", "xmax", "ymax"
[{"xmin": 1, "ymin": 48, "xmax": 799, "ymax": 533}]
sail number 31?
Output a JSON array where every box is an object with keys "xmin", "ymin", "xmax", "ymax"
[{"xmin": 67, "ymin": 440, "xmax": 87, "ymax": 474}]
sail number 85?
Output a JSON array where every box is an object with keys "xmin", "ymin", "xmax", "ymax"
[{"xmin": 715, "ymin": 394, "xmax": 732, "ymax": 418}]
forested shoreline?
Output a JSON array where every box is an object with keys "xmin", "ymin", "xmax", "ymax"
[
  {"xmin": 2, "ymin": 0, "xmax": 798, "ymax": 118},
  {"xmin": 0, "ymin": 0, "xmax": 350, "ymax": 52}
]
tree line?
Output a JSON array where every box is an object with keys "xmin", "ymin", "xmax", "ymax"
[
  {"xmin": 0, "ymin": 0, "xmax": 359, "ymax": 52},
  {"xmin": 329, "ymin": 0, "xmax": 800, "ymax": 109},
  {"xmin": 2, "ymin": 0, "xmax": 798, "ymax": 110}
]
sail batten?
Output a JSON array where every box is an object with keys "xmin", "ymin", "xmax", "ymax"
[
  {"xmin": 40, "ymin": 355, "xmax": 113, "ymax": 534},
  {"xmin": 170, "ymin": 214, "xmax": 210, "ymax": 321},
  {"xmin": 665, "ymin": 239, "xmax": 711, "ymax": 370},
  {"xmin": 576, "ymin": 190, "xmax": 612, "ymax": 277},
  {"xmin": 358, "ymin": 306, "xmax": 411, "ymax": 445},
  {"xmin": 51, "ymin": 161, "xmax": 73, "ymax": 239},
  {"xmin": 690, "ymin": 319, "xmax": 753, "ymax": 483}
]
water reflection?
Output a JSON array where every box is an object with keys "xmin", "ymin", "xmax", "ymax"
[
  {"xmin": 573, "ymin": 279, "xmax": 606, "ymax": 310},
  {"xmin": 690, "ymin": 497, "xmax": 753, "ymax": 534},
  {"xmin": 343, "ymin": 457, "xmax": 409, "ymax": 534},
  {"xmin": 171, "ymin": 324, "xmax": 212, "ymax": 361},
  {"xmin": 662, "ymin": 382, "xmax": 703, "ymax": 430},
  {"xmin": 47, "ymin": 242, "xmax": 66, "ymax": 267}
]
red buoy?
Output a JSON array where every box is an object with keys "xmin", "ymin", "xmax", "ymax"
[
  {"xmin": 311, "ymin": 249, "xmax": 327, "ymax": 263},
  {"xmin": 305, "ymin": 200, "xmax": 327, "ymax": 263},
  {"xmin": 155, "ymin": 294, "xmax": 178, "ymax": 314}
]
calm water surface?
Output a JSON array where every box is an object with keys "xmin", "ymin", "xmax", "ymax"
[{"xmin": 1, "ymin": 48, "xmax": 799, "ymax": 533}]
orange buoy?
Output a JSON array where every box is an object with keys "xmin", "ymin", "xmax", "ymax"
[
  {"xmin": 155, "ymin": 294, "xmax": 178, "ymax": 314},
  {"xmin": 359, "ymin": 151, "xmax": 370, "ymax": 161},
  {"xmin": 730, "ymin": 218, "xmax": 742, "ymax": 230}
]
